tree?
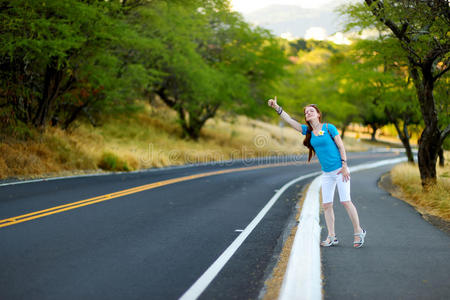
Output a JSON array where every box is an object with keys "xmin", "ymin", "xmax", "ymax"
[
  {"xmin": 134, "ymin": 1, "xmax": 287, "ymax": 139},
  {"xmin": 349, "ymin": 37, "xmax": 421, "ymax": 162},
  {"xmin": 0, "ymin": 0, "xmax": 150, "ymax": 132},
  {"xmin": 0, "ymin": 0, "xmax": 286, "ymax": 140},
  {"xmin": 275, "ymin": 41, "xmax": 359, "ymax": 137},
  {"xmin": 341, "ymin": 0, "xmax": 450, "ymax": 187}
]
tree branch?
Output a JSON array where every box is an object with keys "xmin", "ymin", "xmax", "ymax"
[
  {"xmin": 365, "ymin": 0, "xmax": 408, "ymax": 41},
  {"xmin": 155, "ymin": 87, "xmax": 176, "ymax": 108},
  {"xmin": 402, "ymin": 113, "xmax": 410, "ymax": 140},
  {"xmin": 434, "ymin": 64, "xmax": 450, "ymax": 81},
  {"xmin": 384, "ymin": 106, "xmax": 405, "ymax": 140},
  {"xmin": 200, "ymin": 103, "xmax": 220, "ymax": 123},
  {"xmin": 399, "ymin": 21, "xmax": 408, "ymax": 37},
  {"xmin": 364, "ymin": 0, "xmax": 422, "ymax": 63},
  {"xmin": 441, "ymin": 124, "xmax": 450, "ymax": 145}
]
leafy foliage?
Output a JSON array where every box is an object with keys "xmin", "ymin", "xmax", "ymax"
[
  {"xmin": 0, "ymin": 0, "xmax": 287, "ymax": 140},
  {"xmin": 339, "ymin": 0, "xmax": 450, "ymax": 187},
  {"xmin": 0, "ymin": 0, "xmax": 134, "ymax": 131}
]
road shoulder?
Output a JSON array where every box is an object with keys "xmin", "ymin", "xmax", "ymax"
[
  {"xmin": 378, "ymin": 171, "xmax": 450, "ymax": 235},
  {"xmin": 321, "ymin": 165, "xmax": 450, "ymax": 299}
]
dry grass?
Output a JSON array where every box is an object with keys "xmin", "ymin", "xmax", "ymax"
[
  {"xmin": 390, "ymin": 154, "xmax": 450, "ymax": 221},
  {"xmin": 0, "ymin": 102, "xmax": 396, "ymax": 180},
  {"xmin": 0, "ymin": 128, "xmax": 97, "ymax": 179}
]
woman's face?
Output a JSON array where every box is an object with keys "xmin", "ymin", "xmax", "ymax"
[{"xmin": 304, "ymin": 105, "xmax": 320, "ymax": 122}]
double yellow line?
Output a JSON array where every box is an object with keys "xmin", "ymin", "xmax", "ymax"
[{"xmin": 0, "ymin": 161, "xmax": 304, "ymax": 229}]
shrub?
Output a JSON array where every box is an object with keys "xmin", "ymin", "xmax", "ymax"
[{"xmin": 98, "ymin": 152, "xmax": 130, "ymax": 172}]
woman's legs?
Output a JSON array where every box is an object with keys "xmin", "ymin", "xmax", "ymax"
[
  {"xmin": 341, "ymin": 201, "xmax": 363, "ymax": 234},
  {"xmin": 336, "ymin": 171, "xmax": 364, "ymax": 246},
  {"xmin": 341, "ymin": 201, "xmax": 364, "ymax": 246},
  {"xmin": 321, "ymin": 171, "xmax": 337, "ymax": 243},
  {"xmin": 322, "ymin": 202, "xmax": 335, "ymax": 238}
]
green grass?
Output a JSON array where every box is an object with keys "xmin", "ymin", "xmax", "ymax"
[{"xmin": 98, "ymin": 152, "xmax": 130, "ymax": 172}]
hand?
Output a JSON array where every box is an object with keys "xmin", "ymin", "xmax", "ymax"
[
  {"xmin": 267, "ymin": 96, "xmax": 278, "ymax": 109},
  {"xmin": 337, "ymin": 165, "xmax": 350, "ymax": 182}
]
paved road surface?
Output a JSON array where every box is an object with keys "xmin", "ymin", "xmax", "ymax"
[
  {"xmin": 321, "ymin": 165, "xmax": 450, "ymax": 299},
  {"xmin": 1, "ymin": 152, "xmax": 403, "ymax": 299}
]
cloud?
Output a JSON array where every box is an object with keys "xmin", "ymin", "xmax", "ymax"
[
  {"xmin": 280, "ymin": 32, "xmax": 298, "ymax": 41},
  {"xmin": 305, "ymin": 27, "xmax": 327, "ymax": 40},
  {"xmin": 327, "ymin": 32, "xmax": 352, "ymax": 45},
  {"xmin": 234, "ymin": 2, "xmax": 377, "ymax": 44},
  {"xmin": 240, "ymin": 5, "xmax": 337, "ymax": 38},
  {"xmin": 304, "ymin": 27, "xmax": 355, "ymax": 45},
  {"xmin": 231, "ymin": 0, "xmax": 359, "ymax": 13}
]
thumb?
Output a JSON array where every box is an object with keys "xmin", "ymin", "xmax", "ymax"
[
  {"xmin": 337, "ymin": 170, "xmax": 342, "ymax": 175},
  {"xmin": 274, "ymin": 96, "xmax": 277, "ymax": 104}
]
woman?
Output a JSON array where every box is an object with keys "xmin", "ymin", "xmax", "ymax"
[{"xmin": 267, "ymin": 97, "xmax": 366, "ymax": 248}]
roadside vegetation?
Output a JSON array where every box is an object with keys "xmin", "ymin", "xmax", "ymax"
[
  {"xmin": 1, "ymin": 100, "xmax": 397, "ymax": 180},
  {"xmin": 390, "ymin": 156, "xmax": 450, "ymax": 222}
]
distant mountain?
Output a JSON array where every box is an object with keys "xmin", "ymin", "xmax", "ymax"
[{"xmin": 241, "ymin": 4, "xmax": 341, "ymax": 38}]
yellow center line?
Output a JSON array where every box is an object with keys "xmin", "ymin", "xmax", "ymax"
[{"xmin": 0, "ymin": 161, "xmax": 306, "ymax": 229}]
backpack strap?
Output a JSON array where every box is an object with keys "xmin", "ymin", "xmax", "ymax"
[
  {"xmin": 326, "ymin": 123, "xmax": 332, "ymax": 137},
  {"xmin": 326, "ymin": 123, "xmax": 337, "ymax": 144}
]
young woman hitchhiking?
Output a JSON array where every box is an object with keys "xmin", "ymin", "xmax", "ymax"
[{"xmin": 267, "ymin": 96, "xmax": 366, "ymax": 248}]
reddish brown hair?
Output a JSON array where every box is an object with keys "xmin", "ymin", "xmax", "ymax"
[{"xmin": 303, "ymin": 104, "xmax": 322, "ymax": 162}]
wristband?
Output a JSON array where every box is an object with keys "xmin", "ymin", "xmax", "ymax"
[{"xmin": 276, "ymin": 106, "xmax": 283, "ymax": 115}]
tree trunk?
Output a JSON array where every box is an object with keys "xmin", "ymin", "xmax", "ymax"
[
  {"xmin": 155, "ymin": 88, "xmax": 220, "ymax": 141},
  {"xmin": 418, "ymin": 129, "xmax": 440, "ymax": 187},
  {"xmin": 179, "ymin": 105, "xmax": 219, "ymax": 140},
  {"xmin": 33, "ymin": 61, "xmax": 63, "ymax": 128},
  {"xmin": 402, "ymin": 120, "xmax": 415, "ymax": 163},
  {"xmin": 391, "ymin": 119, "xmax": 414, "ymax": 163},
  {"xmin": 363, "ymin": 0, "xmax": 449, "ymax": 189},
  {"xmin": 183, "ymin": 117, "xmax": 204, "ymax": 141},
  {"xmin": 340, "ymin": 124, "xmax": 346, "ymax": 140},
  {"xmin": 62, "ymin": 104, "xmax": 87, "ymax": 130},
  {"xmin": 438, "ymin": 147, "xmax": 444, "ymax": 167},
  {"xmin": 175, "ymin": 106, "xmax": 203, "ymax": 140},
  {"xmin": 384, "ymin": 108, "xmax": 414, "ymax": 163},
  {"xmin": 369, "ymin": 124, "xmax": 377, "ymax": 141},
  {"xmin": 411, "ymin": 65, "xmax": 440, "ymax": 188},
  {"xmin": 341, "ymin": 117, "xmax": 353, "ymax": 140}
]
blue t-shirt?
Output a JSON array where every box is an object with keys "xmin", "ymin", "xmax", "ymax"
[{"xmin": 301, "ymin": 123, "xmax": 342, "ymax": 172}]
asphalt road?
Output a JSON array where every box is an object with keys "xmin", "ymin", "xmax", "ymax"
[
  {"xmin": 321, "ymin": 165, "xmax": 450, "ymax": 299},
  {"xmin": 0, "ymin": 151, "xmax": 401, "ymax": 300}
]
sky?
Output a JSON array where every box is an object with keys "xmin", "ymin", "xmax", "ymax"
[
  {"xmin": 231, "ymin": 0, "xmax": 348, "ymax": 12},
  {"xmin": 230, "ymin": 0, "xmax": 363, "ymax": 44}
]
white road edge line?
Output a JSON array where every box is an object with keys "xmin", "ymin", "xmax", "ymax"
[
  {"xmin": 179, "ymin": 171, "xmax": 322, "ymax": 300},
  {"xmin": 278, "ymin": 157, "xmax": 407, "ymax": 300}
]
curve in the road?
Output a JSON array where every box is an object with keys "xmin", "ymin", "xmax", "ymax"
[
  {"xmin": 0, "ymin": 161, "xmax": 311, "ymax": 229},
  {"xmin": 279, "ymin": 157, "xmax": 407, "ymax": 300}
]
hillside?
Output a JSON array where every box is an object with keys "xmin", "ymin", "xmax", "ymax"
[{"xmin": 0, "ymin": 103, "xmax": 388, "ymax": 181}]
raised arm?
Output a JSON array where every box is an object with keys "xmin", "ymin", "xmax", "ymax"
[{"xmin": 267, "ymin": 96, "xmax": 303, "ymax": 133}]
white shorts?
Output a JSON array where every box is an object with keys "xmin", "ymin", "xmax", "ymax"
[{"xmin": 321, "ymin": 168, "xmax": 351, "ymax": 204}]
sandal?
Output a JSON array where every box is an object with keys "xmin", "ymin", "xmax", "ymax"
[
  {"xmin": 321, "ymin": 235, "xmax": 339, "ymax": 247},
  {"xmin": 353, "ymin": 229, "xmax": 366, "ymax": 248}
]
